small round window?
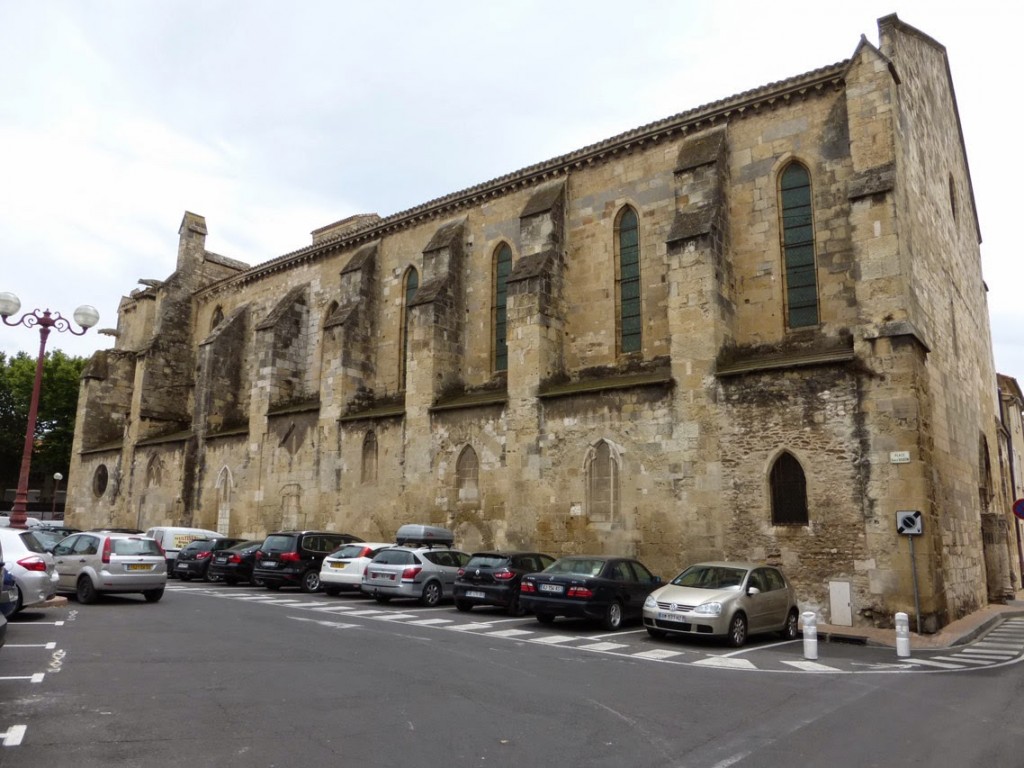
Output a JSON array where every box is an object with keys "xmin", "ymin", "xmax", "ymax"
[{"xmin": 92, "ymin": 465, "xmax": 109, "ymax": 498}]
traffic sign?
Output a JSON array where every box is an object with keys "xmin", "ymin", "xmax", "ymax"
[
  {"xmin": 1014, "ymin": 499, "xmax": 1024, "ymax": 522},
  {"xmin": 896, "ymin": 510, "xmax": 923, "ymax": 536}
]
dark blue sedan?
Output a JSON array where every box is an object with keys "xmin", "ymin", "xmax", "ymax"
[{"xmin": 520, "ymin": 555, "xmax": 662, "ymax": 630}]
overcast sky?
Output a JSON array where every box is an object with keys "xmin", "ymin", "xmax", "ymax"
[{"xmin": 1, "ymin": 1, "xmax": 1019, "ymax": 381}]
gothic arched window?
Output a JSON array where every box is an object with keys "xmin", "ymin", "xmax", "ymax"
[
  {"xmin": 493, "ymin": 243, "xmax": 512, "ymax": 372},
  {"xmin": 586, "ymin": 440, "xmax": 620, "ymax": 523},
  {"xmin": 456, "ymin": 445, "xmax": 479, "ymax": 502},
  {"xmin": 770, "ymin": 451, "xmax": 808, "ymax": 526},
  {"xmin": 779, "ymin": 163, "xmax": 819, "ymax": 328},
  {"xmin": 400, "ymin": 267, "xmax": 419, "ymax": 390},
  {"xmin": 615, "ymin": 206, "xmax": 642, "ymax": 353}
]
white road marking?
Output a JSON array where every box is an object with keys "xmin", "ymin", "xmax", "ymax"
[
  {"xmin": 2, "ymin": 725, "xmax": 27, "ymax": 747},
  {"xmin": 693, "ymin": 657, "xmax": 757, "ymax": 670},
  {"xmin": 484, "ymin": 629, "xmax": 534, "ymax": 638},
  {"xmin": 632, "ymin": 649, "xmax": 684, "ymax": 660},
  {"xmin": 906, "ymin": 658, "xmax": 965, "ymax": 669},
  {"xmin": 345, "ymin": 609, "xmax": 388, "ymax": 616},
  {"xmin": 529, "ymin": 635, "xmax": 576, "ymax": 644},
  {"xmin": 930, "ymin": 656, "xmax": 993, "ymax": 666},
  {"xmin": 449, "ymin": 623, "xmax": 497, "ymax": 632},
  {"xmin": 781, "ymin": 660, "xmax": 846, "ymax": 673},
  {"xmin": 378, "ymin": 613, "xmax": 419, "ymax": 621},
  {"xmin": 577, "ymin": 641, "xmax": 629, "ymax": 651},
  {"xmin": 588, "ymin": 628, "xmax": 647, "ymax": 640},
  {"xmin": 3, "ymin": 643, "xmax": 57, "ymax": 649},
  {"xmin": 404, "ymin": 618, "xmax": 455, "ymax": 626},
  {"xmin": 959, "ymin": 649, "xmax": 1017, "ymax": 658},
  {"xmin": 973, "ymin": 641, "xmax": 1022, "ymax": 650}
]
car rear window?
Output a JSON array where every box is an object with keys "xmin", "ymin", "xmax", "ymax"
[
  {"xmin": 372, "ymin": 550, "xmax": 417, "ymax": 565},
  {"xmin": 262, "ymin": 535, "xmax": 298, "ymax": 553},
  {"xmin": 546, "ymin": 558, "xmax": 605, "ymax": 577},
  {"xmin": 112, "ymin": 538, "xmax": 163, "ymax": 556},
  {"xmin": 184, "ymin": 541, "xmax": 214, "ymax": 553},
  {"xmin": 19, "ymin": 531, "xmax": 48, "ymax": 553},
  {"xmin": 332, "ymin": 544, "xmax": 371, "ymax": 559},
  {"xmin": 466, "ymin": 555, "xmax": 509, "ymax": 569}
]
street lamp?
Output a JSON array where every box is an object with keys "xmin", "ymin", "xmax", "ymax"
[
  {"xmin": 51, "ymin": 472, "xmax": 64, "ymax": 518},
  {"xmin": 0, "ymin": 292, "xmax": 98, "ymax": 529}
]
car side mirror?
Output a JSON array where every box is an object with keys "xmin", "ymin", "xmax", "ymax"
[{"xmin": 747, "ymin": 586, "xmax": 761, "ymax": 596}]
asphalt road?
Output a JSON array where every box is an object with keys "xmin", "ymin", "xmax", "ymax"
[{"xmin": 2, "ymin": 583, "xmax": 1022, "ymax": 767}]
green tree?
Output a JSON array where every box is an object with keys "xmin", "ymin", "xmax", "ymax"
[{"xmin": 0, "ymin": 350, "xmax": 88, "ymax": 506}]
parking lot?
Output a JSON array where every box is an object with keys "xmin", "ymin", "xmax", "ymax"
[{"xmin": 166, "ymin": 581, "xmax": 1024, "ymax": 675}]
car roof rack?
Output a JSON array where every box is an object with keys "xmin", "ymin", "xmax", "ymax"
[{"xmin": 394, "ymin": 524, "xmax": 454, "ymax": 548}]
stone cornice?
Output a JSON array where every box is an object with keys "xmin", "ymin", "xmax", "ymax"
[{"xmin": 196, "ymin": 61, "xmax": 847, "ymax": 298}]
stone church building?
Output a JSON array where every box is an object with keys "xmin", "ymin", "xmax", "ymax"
[{"xmin": 66, "ymin": 15, "xmax": 1020, "ymax": 631}]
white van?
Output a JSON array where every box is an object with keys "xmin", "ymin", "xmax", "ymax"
[{"xmin": 144, "ymin": 526, "xmax": 223, "ymax": 576}]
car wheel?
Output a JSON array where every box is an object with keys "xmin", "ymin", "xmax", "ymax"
[
  {"xmin": 535, "ymin": 613, "xmax": 555, "ymax": 625},
  {"xmin": 143, "ymin": 588, "xmax": 164, "ymax": 603},
  {"xmin": 76, "ymin": 576, "xmax": 98, "ymax": 604},
  {"xmin": 324, "ymin": 586, "xmax": 340, "ymax": 597},
  {"xmin": 506, "ymin": 595, "xmax": 524, "ymax": 617},
  {"xmin": 646, "ymin": 627, "xmax": 667, "ymax": 639},
  {"xmin": 252, "ymin": 577, "xmax": 265, "ymax": 587},
  {"xmin": 300, "ymin": 570, "xmax": 321, "ymax": 593},
  {"xmin": 14, "ymin": 586, "xmax": 24, "ymax": 614},
  {"xmin": 420, "ymin": 581, "xmax": 442, "ymax": 607},
  {"xmin": 455, "ymin": 599, "xmax": 472, "ymax": 612},
  {"xmin": 727, "ymin": 612, "xmax": 748, "ymax": 647},
  {"xmin": 602, "ymin": 600, "xmax": 624, "ymax": 631},
  {"xmin": 781, "ymin": 608, "xmax": 799, "ymax": 640}
]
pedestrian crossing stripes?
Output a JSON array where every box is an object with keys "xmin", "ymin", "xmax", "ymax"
[{"xmin": 167, "ymin": 585, "xmax": 1024, "ymax": 674}]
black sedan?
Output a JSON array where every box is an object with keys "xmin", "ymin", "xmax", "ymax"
[
  {"xmin": 206, "ymin": 540, "xmax": 266, "ymax": 585},
  {"xmin": 454, "ymin": 551, "xmax": 555, "ymax": 615},
  {"xmin": 173, "ymin": 538, "xmax": 247, "ymax": 581},
  {"xmin": 520, "ymin": 555, "xmax": 662, "ymax": 630}
]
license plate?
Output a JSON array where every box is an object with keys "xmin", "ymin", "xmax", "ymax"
[
  {"xmin": 261, "ymin": 561, "xmax": 277, "ymax": 568},
  {"xmin": 539, "ymin": 584, "xmax": 563, "ymax": 594},
  {"xmin": 330, "ymin": 562, "xmax": 347, "ymax": 569},
  {"xmin": 175, "ymin": 563, "xmax": 187, "ymax": 569},
  {"xmin": 127, "ymin": 564, "xmax": 153, "ymax": 572},
  {"xmin": 466, "ymin": 590, "xmax": 485, "ymax": 599},
  {"xmin": 658, "ymin": 611, "xmax": 689, "ymax": 623}
]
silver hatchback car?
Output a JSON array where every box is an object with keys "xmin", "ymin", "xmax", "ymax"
[
  {"xmin": 53, "ymin": 531, "xmax": 167, "ymax": 604},
  {"xmin": 0, "ymin": 527, "xmax": 57, "ymax": 613},
  {"xmin": 643, "ymin": 561, "xmax": 799, "ymax": 647}
]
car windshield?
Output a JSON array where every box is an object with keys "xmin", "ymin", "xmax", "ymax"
[
  {"xmin": 262, "ymin": 535, "xmax": 297, "ymax": 553},
  {"xmin": 671, "ymin": 565, "xmax": 747, "ymax": 590},
  {"xmin": 545, "ymin": 558, "xmax": 605, "ymax": 577},
  {"xmin": 466, "ymin": 555, "xmax": 509, "ymax": 569},
  {"xmin": 111, "ymin": 538, "xmax": 163, "ymax": 556}
]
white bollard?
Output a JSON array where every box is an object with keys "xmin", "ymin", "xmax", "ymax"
[
  {"xmin": 895, "ymin": 611, "xmax": 911, "ymax": 658},
  {"xmin": 802, "ymin": 611, "xmax": 818, "ymax": 660}
]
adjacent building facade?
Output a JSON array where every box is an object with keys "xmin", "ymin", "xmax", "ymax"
[{"xmin": 67, "ymin": 15, "xmax": 1021, "ymax": 630}]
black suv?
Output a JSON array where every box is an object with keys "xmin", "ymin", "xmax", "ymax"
[
  {"xmin": 454, "ymin": 551, "xmax": 556, "ymax": 615},
  {"xmin": 253, "ymin": 531, "xmax": 363, "ymax": 592}
]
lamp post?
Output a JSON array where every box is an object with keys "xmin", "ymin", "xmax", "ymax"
[
  {"xmin": 51, "ymin": 472, "xmax": 64, "ymax": 518},
  {"xmin": 0, "ymin": 292, "xmax": 98, "ymax": 529}
]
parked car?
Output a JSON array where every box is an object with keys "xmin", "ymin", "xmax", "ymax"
[
  {"xmin": 253, "ymin": 531, "xmax": 364, "ymax": 592},
  {"xmin": 30, "ymin": 525, "xmax": 81, "ymax": 553},
  {"xmin": 454, "ymin": 551, "xmax": 556, "ymax": 615},
  {"xmin": 643, "ymin": 561, "xmax": 799, "ymax": 647},
  {"xmin": 143, "ymin": 526, "xmax": 224, "ymax": 577},
  {"xmin": 207, "ymin": 539, "xmax": 267, "ymax": 586},
  {"xmin": 520, "ymin": 555, "xmax": 661, "ymax": 630},
  {"xmin": 173, "ymin": 537, "xmax": 247, "ymax": 581},
  {"xmin": 52, "ymin": 531, "xmax": 167, "ymax": 604},
  {"xmin": 361, "ymin": 526, "xmax": 469, "ymax": 606},
  {"xmin": 1, "ymin": 562, "xmax": 18, "ymax": 618},
  {"xmin": 0, "ymin": 527, "xmax": 57, "ymax": 613},
  {"xmin": 320, "ymin": 542, "xmax": 393, "ymax": 596}
]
